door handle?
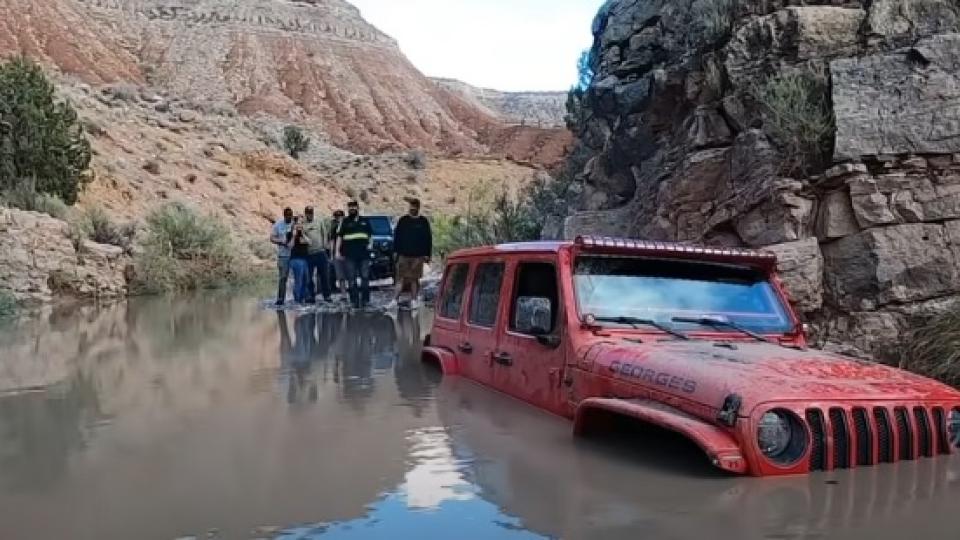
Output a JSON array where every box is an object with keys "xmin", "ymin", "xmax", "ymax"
[
  {"xmin": 492, "ymin": 352, "xmax": 513, "ymax": 367},
  {"xmin": 458, "ymin": 342, "xmax": 474, "ymax": 354}
]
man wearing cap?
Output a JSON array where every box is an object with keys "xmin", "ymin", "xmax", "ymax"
[
  {"xmin": 335, "ymin": 200, "xmax": 374, "ymax": 309},
  {"xmin": 270, "ymin": 207, "xmax": 295, "ymax": 306},
  {"xmin": 303, "ymin": 206, "xmax": 332, "ymax": 303},
  {"xmin": 393, "ymin": 198, "xmax": 432, "ymax": 308}
]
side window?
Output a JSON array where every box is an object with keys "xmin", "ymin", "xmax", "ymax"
[
  {"xmin": 511, "ymin": 262, "xmax": 559, "ymax": 335},
  {"xmin": 468, "ymin": 263, "xmax": 505, "ymax": 327},
  {"xmin": 439, "ymin": 264, "xmax": 470, "ymax": 320}
]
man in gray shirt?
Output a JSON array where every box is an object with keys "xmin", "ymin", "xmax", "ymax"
[{"xmin": 270, "ymin": 207, "xmax": 295, "ymax": 306}]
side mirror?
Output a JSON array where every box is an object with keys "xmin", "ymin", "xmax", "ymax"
[{"xmin": 515, "ymin": 296, "xmax": 554, "ymax": 336}]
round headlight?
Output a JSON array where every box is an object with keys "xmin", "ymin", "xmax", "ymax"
[
  {"xmin": 758, "ymin": 411, "xmax": 792, "ymax": 458},
  {"xmin": 757, "ymin": 409, "xmax": 808, "ymax": 465},
  {"xmin": 949, "ymin": 408, "xmax": 960, "ymax": 448}
]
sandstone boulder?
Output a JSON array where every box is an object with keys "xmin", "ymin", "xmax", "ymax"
[
  {"xmin": 767, "ymin": 238, "xmax": 824, "ymax": 313},
  {"xmin": 865, "ymin": 0, "xmax": 960, "ymax": 40},
  {"xmin": 822, "ymin": 224, "xmax": 960, "ymax": 310},
  {"xmin": 735, "ymin": 192, "xmax": 815, "ymax": 247},
  {"xmin": 0, "ymin": 207, "xmax": 130, "ymax": 303},
  {"xmin": 833, "ymin": 34, "xmax": 960, "ymax": 160},
  {"xmin": 816, "ymin": 189, "xmax": 860, "ymax": 240}
]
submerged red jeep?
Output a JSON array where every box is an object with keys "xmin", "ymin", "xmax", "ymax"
[{"xmin": 423, "ymin": 236, "xmax": 960, "ymax": 476}]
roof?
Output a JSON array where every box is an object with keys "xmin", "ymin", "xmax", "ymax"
[{"xmin": 448, "ymin": 236, "xmax": 778, "ymax": 268}]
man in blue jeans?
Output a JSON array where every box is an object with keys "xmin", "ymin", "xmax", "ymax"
[
  {"xmin": 302, "ymin": 206, "xmax": 332, "ymax": 303},
  {"xmin": 270, "ymin": 208, "xmax": 295, "ymax": 306}
]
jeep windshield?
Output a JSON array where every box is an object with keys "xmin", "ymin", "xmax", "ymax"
[
  {"xmin": 367, "ymin": 216, "xmax": 393, "ymax": 236},
  {"xmin": 574, "ymin": 256, "xmax": 793, "ymax": 334}
]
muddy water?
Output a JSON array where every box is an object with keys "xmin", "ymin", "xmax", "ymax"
[{"xmin": 1, "ymin": 293, "xmax": 959, "ymax": 540}]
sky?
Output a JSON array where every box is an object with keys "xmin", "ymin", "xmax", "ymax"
[{"xmin": 349, "ymin": 0, "xmax": 603, "ymax": 92}]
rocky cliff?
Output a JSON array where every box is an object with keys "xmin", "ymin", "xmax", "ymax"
[
  {"xmin": 564, "ymin": 0, "xmax": 960, "ymax": 360},
  {"xmin": 431, "ymin": 78, "xmax": 568, "ymax": 128},
  {"xmin": 0, "ymin": 0, "xmax": 570, "ymax": 165}
]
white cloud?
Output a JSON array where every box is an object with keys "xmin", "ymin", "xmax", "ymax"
[{"xmin": 350, "ymin": 0, "xmax": 601, "ymax": 92}]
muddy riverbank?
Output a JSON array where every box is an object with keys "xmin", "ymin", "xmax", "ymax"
[{"xmin": 1, "ymin": 293, "xmax": 958, "ymax": 539}]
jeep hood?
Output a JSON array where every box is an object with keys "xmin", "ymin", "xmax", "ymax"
[{"xmin": 580, "ymin": 340, "xmax": 960, "ymax": 413}]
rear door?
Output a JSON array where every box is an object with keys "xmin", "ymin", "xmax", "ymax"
[
  {"xmin": 433, "ymin": 261, "xmax": 471, "ymax": 369},
  {"xmin": 463, "ymin": 261, "xmax": 508, "ymax": 388},
  {"xmin": 496, "ymin": 259, "xmax": 567, "ymax": 414}
]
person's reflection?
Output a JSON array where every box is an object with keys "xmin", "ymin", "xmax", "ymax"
[
  {"xmin": 335, "ymin": 313, "xmax": 397, "ymax": 411},
  {"xmin": 394, "ymin": 311, "xmax": 436, "ymax": 417},
  {"xmin": 277, "ymin": 312, "xmax": 320, "ymax": 404}
]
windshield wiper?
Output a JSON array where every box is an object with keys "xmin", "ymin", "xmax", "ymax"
[
  {"xmin": 594, "ymin": 316, "xmax": 690, "ymax": 341},
  {"xmin": 671, "ymin": 316, "xmax": 772, "ymax": 344}
]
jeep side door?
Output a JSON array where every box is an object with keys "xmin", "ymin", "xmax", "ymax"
[
  {"xmin": 462, "ymin": 260, "xmax": 508, "ymax": 388},
  {"xmin": 494, "ymin": 258, "xmax": 567, "ymax": 415},
  {"xmin": 433, "ymin": 261, "xmax": 472, "ymax": 374}
]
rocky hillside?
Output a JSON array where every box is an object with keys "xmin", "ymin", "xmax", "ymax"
[
  {"xmin": 563, "ymin": 0, "xmax": 960, "ymax": 361},
  {"xmin": 431, "ymin": 78, "xmax": 567, "ymax": 128}
]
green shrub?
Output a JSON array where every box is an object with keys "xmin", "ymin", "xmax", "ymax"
[
  {"xmin": 70, "ymin": 206, "xmax": 135, "ymax": 250},
  {"xmin": 0, "ymin": 56, "xmax": 92, "ymax": 205},
  {"xmin": 692, "ymin": 0, "xmax": 736, "ymax": 45},
  {"xmin": 248, "ymin": 238, "xmax": 275, "ymax": 260},
  {"xmin": 0, "ymin": 178, "xmax": 70, "ymax": 219},
  {"xmin": 902, "ymin": 310, "xmax": 960, "ymax": 387},
  {"xmin": 282, "ymin": 125, "xmax": 310, "ymax": 159},
  {"xmin": 432, "ymin": 181, "xmax": 543, "ymax": 259},
  {"xmin": 751, "ymin": 67, "xmax": 835, "ymax": 177},
  {"xmin": 0, "ymin": 289, "xmax": 17, "ymax": 320},
  {"xmin": 135, "ymin": 203, "xmax": 237, "ymax": 293}
]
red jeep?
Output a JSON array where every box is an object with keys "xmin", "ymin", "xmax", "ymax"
[{"xmin": 423, "ymin": 236, "xmax": 960, "ymax": 476}]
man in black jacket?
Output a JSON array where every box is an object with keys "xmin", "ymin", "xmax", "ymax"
[
  {"xmin": 335, "ymin": 200, "xmax": 374, "ymax": 309},
  {"xmin": 393, "ymin": 198, "xmax": 432, "ymax": 308}
]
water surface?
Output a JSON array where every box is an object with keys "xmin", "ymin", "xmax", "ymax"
[{"xmin": 1, "ymin": 293, "xmax": 959, "ymax": 539}]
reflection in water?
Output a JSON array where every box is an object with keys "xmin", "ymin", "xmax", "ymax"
[
  {"xmin": 0, "ymin": 295, "xmax": 959, "ymax": 540},
  {"xmin": 0, "ymin": 374, "xmax": 102, "ymax": 492}
]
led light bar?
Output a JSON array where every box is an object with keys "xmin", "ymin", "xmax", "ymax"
[{"xmin": 574, "ymin": 236, "xmax": 778, "ymax": 265}]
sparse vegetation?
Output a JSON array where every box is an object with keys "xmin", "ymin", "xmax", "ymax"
[
  {"xmin": 0, "ymin": 56, "xmax": 92, "ymax": 205},
  {"xmin": 902, "ymin": 310, "xmax": 960, "ymax": 387},
  {"xmin": 282, "ymin": 125, "xmax": 310, "ymax": 159},
  {"xmin": 693, "ymin": 0, "xmax": 737, "ymax": 45},
  {"xmin": 566, "ymin": 49, "xmax": 596, "ymax": 132},
  {"xmin": 404, "ymin": 150, "xmax": 428, "ymax": 170},
  {"xmin": 135, "ymin": 202, "xmax": 238, "ymax": 293},
  {"xmin": 0, "ymin": 178, "xmax": 70, "ymax": 219},
  {"xmin": 71, "ymin": 206, "xmax": 135, "ymax": 249},
  {"xmin": 751, "ymin": 67, "xmax": 835, "ymax": 177},
  {"xmin": 0, "ymin": 289, "xmax": 17, "ymax": 320},
  {"xmin": 432, "ymin": 178, "xmax": 564, "ymax": 259}
]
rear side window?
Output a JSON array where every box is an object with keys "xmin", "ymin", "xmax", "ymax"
[
  {"xmin": 439, "ymin": 264, "xmax": 470, "ymax": 319},
  {"xmin": 469, "ymin": 263, "xmax": 505, "ymax": 327}
]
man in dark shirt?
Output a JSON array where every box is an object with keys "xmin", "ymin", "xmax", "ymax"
[
  {"xmin": 393, "ymin": 198, "xmax": 432, "ymax": 308},
  {"xmin": 335, "ymin": 200, "xmax": 374, "ymax": 309},
  {"xmin": 328, "ymin": 210, "xmax": 346, "ymax": 295}
]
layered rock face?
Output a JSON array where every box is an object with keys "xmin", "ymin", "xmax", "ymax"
[
  {"xmin": 565, "ymin": 0, "xmax": 960, "ymax": 360},
  {"xmin": 431, "ymin": 78, "xmax": 568, "ymax": 128},
  {"xmin": 0, "ymin": 207, "xmax": 131, "ymax": 303},
  {"xmin": 68, "ymin": 0, "xmax": 483, "ymax": 154}
]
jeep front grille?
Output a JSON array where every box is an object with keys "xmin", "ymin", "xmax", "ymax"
[{"xmin": 804, "ymin": 405, "xmax": 952, "ymax": 471}]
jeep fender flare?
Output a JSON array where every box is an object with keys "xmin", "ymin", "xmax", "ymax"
[
  {"xmin": 421, "ymin": 346, "xmax": 459, "ymax": 376},
  {"xmin": 573, "ymin": 398, "xmax": 748, "ymax": 474}
]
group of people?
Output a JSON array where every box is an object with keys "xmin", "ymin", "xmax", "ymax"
[{"xmin": 270, "ymin": 198, "xmax": 433, "ymax": 310}]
